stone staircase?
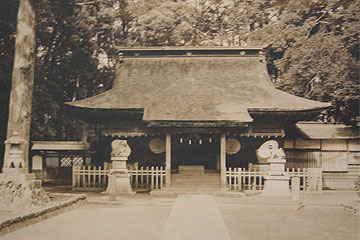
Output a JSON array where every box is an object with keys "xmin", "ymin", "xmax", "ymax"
[{"xmin": 151, "ymin": 165, "xmax": 223, "ymax": 196}]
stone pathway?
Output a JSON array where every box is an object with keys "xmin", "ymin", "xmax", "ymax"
[{"xmin": 159, "ymin": 194, "xmax": 232, "ymax": 240}]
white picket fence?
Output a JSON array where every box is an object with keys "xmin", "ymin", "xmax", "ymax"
[
  {"xmin": 72, "ymin": 165, "xmax": 166, "ymax": 190},
  {"xmin": 72, "ymin": 165, "xmax": 110, "ymax": 190},
  {"xmin": 129, "ymin": 166, "xmax": 166, "ymax": 190},
  {"xmin": 226, "ymin": 167, "xmax": 312, "ymax": 191}
]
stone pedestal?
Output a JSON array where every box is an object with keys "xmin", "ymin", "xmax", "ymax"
[
  {"xmin": 106, "ymin": 157, "xmax": 132, "ymax": 195},
  {"xmin": 263, "ymin": 158, "xmax": 290, "ymax": 196},
  {"xmin": 0, "ymin": 176, "xmax": 49, "ymax": 208},
  {"xmin": 1, "ymin": 169, "xmax": 35, "ymax": 182}
]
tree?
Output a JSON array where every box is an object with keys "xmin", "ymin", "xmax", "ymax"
[
  {"xmin": 31, "ymin": 0, "xmax": 114, "ymax": 141},
  {"xmin": 0, "ymin": 0, "xmax": 19, "ymax": 169},
  {"xmin": 3, "ymin": 0, "xmax": 36, "ymax": 169},
  {"xmin": 1, "ymin": 0, "xmax": 358, "ymax": 163},
  {"xmin": 249, "ymin": 0, "xmax": 359, "ymax": 124},
  {"xmin": 135, "ymin": 1, "xmax": 197, "ymax": 46}
]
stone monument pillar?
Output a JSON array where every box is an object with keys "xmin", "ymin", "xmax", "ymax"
[
  {"xmin": 258, "ymin": 140, "xmax": 290, "ymax": 196},
  {"xmin": 106, "ymin": 140, "xmax": 132, "ymax": 196}
]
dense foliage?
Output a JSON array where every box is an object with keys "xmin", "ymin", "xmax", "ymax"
[
  {"xmin": 33, "ymin": 0, "xmax": 114, "ymax": 140},
  {"xmin": 0, "ymin": 0, "xmax": 358, "ymax": 153}
]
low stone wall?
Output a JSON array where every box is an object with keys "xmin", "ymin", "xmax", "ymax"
[
  {"xmin": 0, "ymin": 179, "xmax": 50, "ymax": 207},
  {"xmin": 0, "ymin": 193, "xmax": 87, "ymax": 236},
  {"xmin": 323, "ymin": 164, "xmax": 360, "ymax": 190}
]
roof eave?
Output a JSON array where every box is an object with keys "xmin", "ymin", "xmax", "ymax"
[
  {"xmin": 116, "ymin": 45, "xmax": 268, "ymax": 51},
  {"xmin": 248, "ymin": 105, "xmax": 330, "ymax": 113},
  {"xmin": 146, "ymin": 120, "xmax": 251, "ymax": 128},
  {"xmin": 249, "ymin": 106, "xmax": 330, "ymax": 123},
  {"xmin": 64, "ymin": 104, "xmax": 145, "ymax": 123}
]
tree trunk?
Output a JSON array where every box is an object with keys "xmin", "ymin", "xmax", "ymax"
[{"xmin": 3, "ymin": 0, "xmax": 36, "ymax": 171}]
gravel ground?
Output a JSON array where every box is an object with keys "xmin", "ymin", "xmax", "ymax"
[
  {"xmin": 0, "ymin": 203, "xmax": 172, "ymax": 240},
  {"xmin": 220, "ymin": 204, "xmax": 359, "ymax": 240},
  {"xmin": 0, "ymin": 191, "xmax": 358, "ymax": 240}
]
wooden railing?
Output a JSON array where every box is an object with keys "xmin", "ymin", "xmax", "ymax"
[
  {"xmin": 129, "ymin": 166, "xmax": 166, "ymax": 190},
  {"xmin": 226, "ymin": 168, "xmax": 263, "ymax": 191},
  {"xmin": 72, "ymin": 165, "xmax": 166, "ymax": 190},
  {"xmin": 72, "ymin": 165, "xmax": 110, "ymax": 190},
  {"xmin": 226, "ymin": 168, "xmax": 315, "ymax": 191}
]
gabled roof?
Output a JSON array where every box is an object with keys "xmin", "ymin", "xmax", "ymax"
[
  {"xmin": 66, "ymin": 47, "xmax": 330, "ymax": 123},
  {"xmin": 296, "ymin": 122, "xmax": 359, "ymax": 139}
]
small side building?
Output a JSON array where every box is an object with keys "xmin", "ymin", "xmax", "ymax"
[
  {"xmin": 285, "ymin": 122, "xmax": 360, "ymax": 189},
  {"xmin": 31, "ymin": 141, "xmax": 91, "ymax": 183}
]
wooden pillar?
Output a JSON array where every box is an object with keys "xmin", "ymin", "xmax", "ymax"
[
  {"xmin": 4, "ymin": 0, "xmax": 36, "ymax": 171},
  {"xmin": 165, "ymin": 133, "xmax": 171, "ymax": 187},
  {"xmin": 318, "ymin": 139, "xmax": 323, "ymax": 168},
  {"xmin": 220, "ymin": 133, "xmax": 226, "ymax": 189},
  {"xmin": 81, "ymin": 123, "xmax": 89, "ymax": 142}
]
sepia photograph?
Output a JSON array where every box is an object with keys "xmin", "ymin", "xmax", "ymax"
[{"xmin": 0, "ymin": 0, "xmax": 359, "ymax": 239}]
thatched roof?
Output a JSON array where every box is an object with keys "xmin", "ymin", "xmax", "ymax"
[{"xmin": 66, "ymin": 47, "xmax": 330, "ymax": 123}]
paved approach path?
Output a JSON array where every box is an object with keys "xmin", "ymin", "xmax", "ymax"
[{"xmin": 159, "ymin": 194, "xmax": 231, "ymax": 240}]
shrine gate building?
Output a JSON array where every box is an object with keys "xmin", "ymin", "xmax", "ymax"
[{"xmin": 66, "ymin": 47, "xmax": 330, "ymax": 190}]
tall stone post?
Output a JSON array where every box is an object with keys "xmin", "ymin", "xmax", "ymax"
[
  {"xmin": 3, "ymin": 0, "xmax": 36, "ymax": 173},
  {"xmin": 220, "ymin": 133, "xmax": 227, "ymax": 190},
  {"xmin": 106, "ymin": 140, "xmax": 132, "ymax": 199},
  {"xmin": 291, "ymin": 177, "xmax": 300, "ymax": 202},
  {"xmin": 165, "ymin": 133, "xmax": 171, "ymax": 187}
]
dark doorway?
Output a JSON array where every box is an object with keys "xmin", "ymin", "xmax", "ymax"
[{"xmin": 171, "ymin": 134, "xmax": 220, "ymax": 170}]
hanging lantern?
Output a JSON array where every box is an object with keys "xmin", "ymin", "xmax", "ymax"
[
  {"xmin": 180, "ymin": 137, "xmax": 183, "ymax": 143},
  {"xmin": 189, "ymin": 140, "xmax": 192, "ymax": 145},
  {"xmin": 209, "ymin": 137, "xmax": 212, "ymax": 143},
  {"xmin": 199, "ymin": 139, "xmax": 202, "ymax": 145}
]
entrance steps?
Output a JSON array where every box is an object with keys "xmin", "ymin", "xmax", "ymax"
[
  {"xmin": 152, "ymin": 165, "xmax": 243, "ymax": 197},
  {"xmin": 172, "ymin": 165, "xmax": 220, "ymax": 191},
  {"xmin": 178, "ymin": 165, "xmax": 205, "ymax": 174},
  {"xmin": 151, "ymin": 187, "xmax": 245, "ymax": 198},
  {"xmin": 171, "ymin": 174, "xmax": 221, "ymax": 189}
]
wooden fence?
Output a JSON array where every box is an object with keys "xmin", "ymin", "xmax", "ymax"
[
  {"xmin": 226, "ymin": 167, "xmax": 311, "ymax": 191},
  {"xmin": 129, "ymin": 166, "xmax": 166, "ymax": 190},
  {"xmin": 72, "ymin": 165, "xmax": 110, "ymax": 190},
  {"xmin": 72, "ymin": 165, "xmax": 166, "ymax": 190}
]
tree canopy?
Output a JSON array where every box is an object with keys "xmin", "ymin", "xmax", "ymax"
[{"xmin": 0, "ymin": 0, "xmax": 358, "ymax": 153}]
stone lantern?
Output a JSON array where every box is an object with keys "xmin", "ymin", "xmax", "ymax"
[
  {"xmin": 2, "ymin": 132, "xmax": 34, "ymax": 180},
  {"xmin": 4, "ymin": 132, "xmax": 26, "ymax": 170}
]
